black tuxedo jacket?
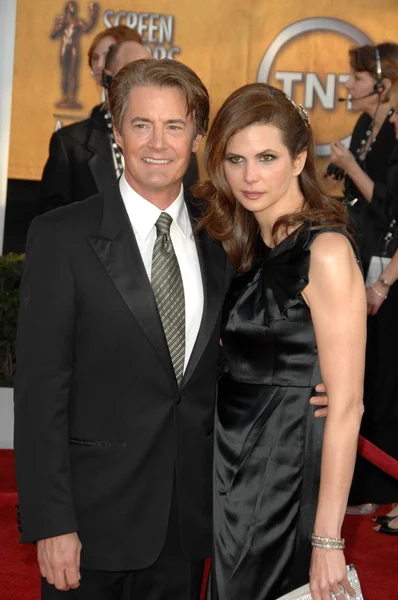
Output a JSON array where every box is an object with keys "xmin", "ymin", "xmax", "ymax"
[
  {"xmin": 14, "ymin": 186, "xmax": 232, "ymax": 571},
  {"xmin": 40, "ymin": 105, "xmax": 200, "ymax": 213}
]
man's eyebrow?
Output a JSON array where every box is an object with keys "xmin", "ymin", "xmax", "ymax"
[
  {"xmin": 165, "ymin": 119, "xmax": 187, "ymax": 125},
  {"xmin": 130, "ymin": 117, "xmax": 187, "ymax": 125},
  {"xmin": 131, "ymin": 117, "xmax": 152, "ymax": 123}
]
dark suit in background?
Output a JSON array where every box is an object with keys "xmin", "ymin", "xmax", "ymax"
[{"xmin": 40, "ymin": 104, "xmax": 200, "ymax": 213}]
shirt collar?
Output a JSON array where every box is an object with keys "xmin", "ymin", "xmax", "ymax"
[{"xmin": 119, "ymin": 174, "xmax": 191, "ymax": 241}]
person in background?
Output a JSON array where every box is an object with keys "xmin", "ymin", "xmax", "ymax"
[
  {"xmin": 88, "ymin": 24, "xmax": 143, "ymax": 87},
  {"xmin": 327, "ymin": 43, "xmax": 398, "ymax": 516},
  {"xmin": 196, "ymin": 83, "xmax": 366, "ymax": 600},
  {"xmin": 365, "ymin": 84, "xmax": 398, "ymax": 535},
  {"xmin": 39, "ymin": 25, "xmax": 146, "ymax": 213},
  {"xmin": 40, "ymin": 27, "xmax": 200, "ymax": 212}
]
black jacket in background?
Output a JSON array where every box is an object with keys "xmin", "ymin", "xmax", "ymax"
[{"xmin": 345, "ymin": 111, "xmax": 398, "ymax": 267}]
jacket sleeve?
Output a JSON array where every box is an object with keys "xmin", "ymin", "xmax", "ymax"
[
  {"xmin": 40, "ymin": 132, "xmax": 72, "ymax": 213},
  {"xmin": 369, "ymin": 143, "xmax": 398, "ymax": 223},
  {"xmin": 14, "ymin": 216, "xmax": 78, "ymax": 543}
]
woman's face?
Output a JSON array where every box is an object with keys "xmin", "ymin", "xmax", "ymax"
[
  {"xmin": 91, "ymin": 35, "xmax": 116, "ymax": 84},
  {"xmin": 223, "ymin": 123, "xmax": 306, "ymax": 222},
  {"xmin": 345, "ymin": 70, "xmax": 380, "ymax": 112}
]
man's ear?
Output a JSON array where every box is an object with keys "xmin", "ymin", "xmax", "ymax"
[
  {"xmin": 192, "ymin": 133, "xmax": 203, "ymax": 153},
  {"xmin": 293, "ymin": 150, "xmax": 307, "ymax": 176}
]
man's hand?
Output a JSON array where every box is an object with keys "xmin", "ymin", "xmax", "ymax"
[
  {"xmin": 37, "ymin": 532, "xmax": 82, "ymax": 591},
  {"xmin": 310, "ymin": 383, "xmax": 328, "ymax": 418}
]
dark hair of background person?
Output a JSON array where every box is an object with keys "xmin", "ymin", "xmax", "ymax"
[
  {"xmin": 104, "ymin": 41, "xmax": 122, "ymax": 75},
  {"xmin": 349, "ymin": 42, "xmax": 398, "ymax": 92},
  {"xmin": 88, "ymin": 25, "xmax": 143, "ymax": 68},
  {"xmin": 195, "ymin": 83, "xmax": 348, "ymax": 273},
  {"xmin": 108, "ymin": 58, "xmax": 210, "ymax": 136}
]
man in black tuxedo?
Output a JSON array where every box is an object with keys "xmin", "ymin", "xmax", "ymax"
[
  {"xmin": 40, "ymin": 44, "xmax": 200, "ymax": 214},
  {"xmin": 14, "ymin": 58, "xmax": 229, "ymax": 600}
]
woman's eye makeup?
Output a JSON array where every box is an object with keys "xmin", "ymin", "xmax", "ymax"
[
  {"xmin": 225, "ymin": 153, "xmax": 277, "ymax": 164},
  {"xmin": 226, "ymin": 155, "xmax": 244, "ymax": 164}
]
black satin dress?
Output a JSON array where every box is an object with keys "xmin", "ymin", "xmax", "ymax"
[{"xmin": 213, "ymin": 227, "xmax": 332, "ymax": 600}]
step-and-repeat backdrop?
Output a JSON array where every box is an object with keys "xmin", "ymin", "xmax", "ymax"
[{"xmin": 8, "ymin": 0, "xmax": 398, "ymax": 180}]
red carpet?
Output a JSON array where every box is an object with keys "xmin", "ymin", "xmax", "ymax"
[{"xmin": 0, "ymin": 450, "xmax": 396, "ymax": 599}]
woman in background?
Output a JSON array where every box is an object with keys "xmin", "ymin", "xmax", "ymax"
[
  {"xmin": 88, "ymin": 24, "xmax": 143, "ymax": 87},
  {"xmin": 365, "ymin": 85, "xmax": 398, "ymax": 535},
  {"xmin": 197, "ymin": 83, "xmax": 366, "ymax": 600},
  {"xmin": 329, "ymin": 43, "xmax": 398, "ymax": 515},
  {"xmin": 40, "ymin": 25, "xmax": 145, "ymax": 213}
]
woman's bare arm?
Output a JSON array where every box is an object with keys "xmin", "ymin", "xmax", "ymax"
[{"xmin": 302, "ymin": 231, "xmax": 367, "ymax": 599}]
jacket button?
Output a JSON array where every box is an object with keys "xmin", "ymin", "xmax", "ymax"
[{"xmin": 176, "ymin": 396, "xmax": 181, "ymax": 405}]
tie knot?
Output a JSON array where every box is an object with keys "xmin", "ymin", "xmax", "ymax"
[{"xmin": 155, "ymin": 212, "xmax": 173, "ymax": 236}]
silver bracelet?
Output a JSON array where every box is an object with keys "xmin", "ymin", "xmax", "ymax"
[
  {"xmin": 311, "ymin": 534, "xmax": 345, "ymax": 550},
  {"xmin": 378, "ymin": 277, "xmax": 391, "ymax": 287},
  {"xmin": 371, "ymin": 283, "xmax": 388, "ymax": 300}
]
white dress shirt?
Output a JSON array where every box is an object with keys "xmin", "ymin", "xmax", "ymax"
[{"xmin": 119, "ymin": 174, "xmax": 204, "ymax": 373}]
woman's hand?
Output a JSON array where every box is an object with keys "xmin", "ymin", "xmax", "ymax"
[
  {"xmin": 330, "ymin": 141, "xmax": 357, "ymax": 174},
  {"xmin": 309, "ymin": 548, "xmax": 355, "ymax": 600},
  {"xmin": 366, "ymin": 284, "xmax": 387, "ymax": 316}
]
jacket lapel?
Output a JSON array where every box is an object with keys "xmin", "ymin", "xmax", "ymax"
[
  {"xmin": 88, "ymin": 185, "xmax": 175, "ymax": 380},
  {"xmin": 182, "ymin": 195, "xmax": 226, "ymax": 386},
  {"xmin": 85, "ymin": 111, "xmax": 118, "ymax": 196}
]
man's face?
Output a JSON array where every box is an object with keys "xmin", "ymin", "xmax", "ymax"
[{"xmin": 114, "ymin": 85, "xmax": 202, "ymax": 207}]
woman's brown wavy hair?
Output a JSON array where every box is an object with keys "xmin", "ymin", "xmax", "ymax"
[{"xmin": 194, "ymin": 83, "xmax": 348, "ymax": 273}]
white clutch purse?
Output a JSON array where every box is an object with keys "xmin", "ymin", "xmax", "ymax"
[{"xmin": 275, "ymin": 565, "xmax": 364, "ymax": 600}]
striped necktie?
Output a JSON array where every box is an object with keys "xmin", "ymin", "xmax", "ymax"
[{"xmin": 151, "ymin": 212, "xmax": 185, "ymax": 385}]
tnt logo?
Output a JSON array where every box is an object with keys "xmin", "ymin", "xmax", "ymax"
[{"xmin": 257, "ymin": 18, "xmax": 373, "ymax": 156}]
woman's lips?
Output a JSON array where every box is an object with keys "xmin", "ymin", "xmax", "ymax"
[{"xmin": 241, "ymin": 191, "xmax": 264, "ymax": 200}]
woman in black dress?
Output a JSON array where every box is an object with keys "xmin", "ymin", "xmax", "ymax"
[
  {"xmin": 329, "ymin": 43, "xmax": 398, "ymax": 514},
  {"xmin": 197, "ymin": 84, "xmax": 366, "ymax": 600},
  {"xmin": 365, "ymin": 85, "xmax": 398, "ymax": 533}
]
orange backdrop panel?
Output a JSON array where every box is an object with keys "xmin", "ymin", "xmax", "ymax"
[{"xmin": 8, "ymin": 0, "xmax": 398, "ymax": 181}]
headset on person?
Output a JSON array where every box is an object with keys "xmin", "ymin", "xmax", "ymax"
[
  {"xmin": 373, "ymin": 46, "xmax": 386, "ymax": 95},
  {"xmin": 327, "ymin": 46, "xmax": 386, "ymax": 181},
  {"xmin": 338, "ymin": 45, "xmax": 385, "ymax": 102}
]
